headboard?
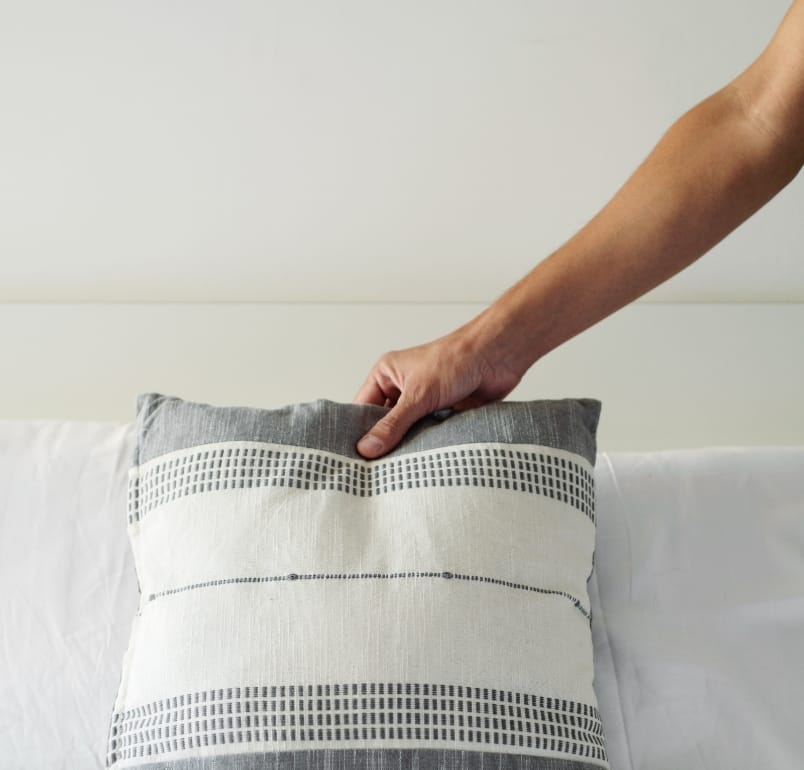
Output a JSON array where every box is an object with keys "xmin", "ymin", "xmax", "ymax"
[{"xmin": 1, "ymin": 301, "xmax": 801, "ymax": 450}]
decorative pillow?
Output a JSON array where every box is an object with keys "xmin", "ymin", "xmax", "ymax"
[{"xmin": 106, "ymin": 393, "xmax": 608, "ymax": 770}]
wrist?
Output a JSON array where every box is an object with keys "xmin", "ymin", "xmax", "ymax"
[{"xmin": 457, "ymin": 298, "xmax": 542, "ymax": 382}]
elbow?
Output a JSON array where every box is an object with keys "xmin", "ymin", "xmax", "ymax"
[
  {"xmin": 760, "ymin": 106, "xmax": 804, "ymax": 190},
  {"xmin": 728, "ymin": 79, "xmax": 804, "ymax": 193},
  {"xmin": 780, "ymin": 122, "xmax": 804, "ymax": 183}
]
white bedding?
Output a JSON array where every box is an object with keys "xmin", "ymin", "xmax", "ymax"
[
  {"xmin": 0, "ymin": 422, "xmax": 137, "ymax": 769},
  {"xmin": 1, "ymin": 421, "xmax": 802, "ymax": 769},
  {"xmin": 591, "ymin": 448, "xmax": 804, "ymax": 769}
]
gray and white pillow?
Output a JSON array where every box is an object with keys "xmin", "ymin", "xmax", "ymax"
[{"xmin": 106, "ymin": 393, "xmax": 608, "ymax": 769}]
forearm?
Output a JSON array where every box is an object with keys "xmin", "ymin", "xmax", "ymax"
[{"xmin": 467, "ymin": 83, "xmax": 802, "ymax": 377}]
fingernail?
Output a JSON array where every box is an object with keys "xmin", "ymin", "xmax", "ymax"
[{"xmin": 357, "ymin": 435, "xmax": 383, "ymax": 455}]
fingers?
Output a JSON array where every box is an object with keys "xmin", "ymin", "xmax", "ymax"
[
  {"xmin": 356, "ymin": 393, "xmax": 427, "ymax": 460},
  {"xmin": 353, "ymin": 356, "xmax": 415, "ymax": 458},
  {"xmin": 352, "ymin": 376, "xmax": 388, "ymax": 407},
  {"xmin": 352, "ymin": 361, "xmax": 402, "ymax": 407}
]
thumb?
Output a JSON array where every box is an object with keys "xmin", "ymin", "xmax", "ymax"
[{"xmin": 356, "ymin": 396, "xmax": 426, "ymax": 459}]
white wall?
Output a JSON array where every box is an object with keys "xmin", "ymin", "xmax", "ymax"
[
  {"xmin": 0, "ymin": 0, "xmax": 800, "ymax": 302},
  {"xmin": 1, "ymin": 1, "xmax": 802, "ymax": 447}
]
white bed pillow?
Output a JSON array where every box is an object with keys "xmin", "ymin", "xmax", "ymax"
[
  {"xmin": 106, "ymin": 393, "xmax": 608, "ymax": 769},
  {"xmin": 0, "ymin": 420, "xmax": 137, "ymax": 768},
  {"xmin": 589, "ymin": 447, "xmax": 804, "ymax": 770}
]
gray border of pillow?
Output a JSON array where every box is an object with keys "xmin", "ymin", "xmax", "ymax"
[{"xmin": 134, "ymin": 393, "xmax": 601, "ymax": 467}]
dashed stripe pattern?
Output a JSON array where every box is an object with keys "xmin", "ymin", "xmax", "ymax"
[
  {"xmin": 128, "ymin": 444, "xmax": 595, "ymax": 526},
  {"xmin": 145, "ymin": 570, "xmax": 593, "ymax": 623},
  {"xmin": 107, "ymin": 682, "xmax": 607, "ymax": 766}
]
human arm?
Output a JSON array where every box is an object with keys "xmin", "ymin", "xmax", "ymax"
[{"xmin": 354, "ymin": 0, "xmax": 804, "ymax": 459}]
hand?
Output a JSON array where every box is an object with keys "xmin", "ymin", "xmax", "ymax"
[{"xmin": 352, "ymin": 322, "xmax": 524, "ymax": 459}]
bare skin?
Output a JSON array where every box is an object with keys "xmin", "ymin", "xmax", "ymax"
[{"xmin": 354, "ymin": 0, "xmax": 804, "ymax": 459}]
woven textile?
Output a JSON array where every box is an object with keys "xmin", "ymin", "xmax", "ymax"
[{"xmin": 106, "ymin": 393, "xmax": 608, "ymax": 769}]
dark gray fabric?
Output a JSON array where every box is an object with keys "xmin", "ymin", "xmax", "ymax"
[
  {"xmin": 133, "ymin": 394, "xmax": 601, "ymax": 467},
  {"xmin": 108, "ymin": 683, "xmax": 607, "ymax": 765},
  {"xmin": 128, "ymin": 436, "xmax": 597, "ymax": 526},
  {"xmin": 126, "ymin": 748, "xmax": 603, "ymax": 770}
]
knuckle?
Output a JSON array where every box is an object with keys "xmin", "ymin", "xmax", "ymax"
[
  {"xmin": 375, "ymin": 410, "xmax": 405, "ymax": 439},
  {"xmin": 375, "ymin": 349, "xmax": 399, "ymax": 365}
]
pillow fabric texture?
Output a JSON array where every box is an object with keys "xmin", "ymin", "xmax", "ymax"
[{"xmin": 106, "ymin": 393, "xmax": 608, "ymax": 770}]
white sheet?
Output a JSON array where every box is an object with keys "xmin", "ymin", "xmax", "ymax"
[
  {"xmin": 1, "ymin": 422, "xmax": 802, "ymax": 769},
  {"xmin": 0, "ymin": 421, "xmax": 138, "ymax": 769},
  {"xmin": 591, "ymin": 448, "xmax": 804, "ymax": 770}
]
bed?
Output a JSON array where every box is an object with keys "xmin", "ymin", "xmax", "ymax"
[{"xmin": 2, "ymin": 415, "xmax": 802, "ymax": 769}]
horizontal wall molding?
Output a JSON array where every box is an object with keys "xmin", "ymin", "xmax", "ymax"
[{"xmin": 1, "ymin": 301, "xmax": 802, "ymax": 451}]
